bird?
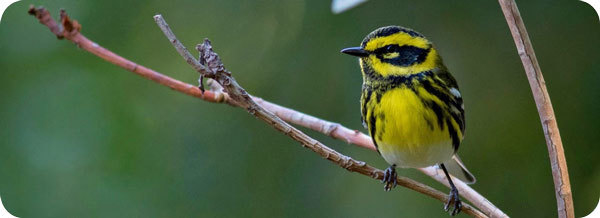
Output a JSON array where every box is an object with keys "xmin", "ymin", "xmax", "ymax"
[{"xmin": 341, "ymin": 26, "xmax": 475, "ymax": 216}]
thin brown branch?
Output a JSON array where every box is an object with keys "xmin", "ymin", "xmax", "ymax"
[
  {"xmin": 27, "ymin": 6, "xmax": 498, "ymax": 217},
  {"xmin": 498, "ymin": 1, "xmax": 574, "ymax": 217}
]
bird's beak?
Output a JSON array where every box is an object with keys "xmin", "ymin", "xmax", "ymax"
[{"xmin": 341, "ymin": 47, "xmax": 369, "ymax": 57}]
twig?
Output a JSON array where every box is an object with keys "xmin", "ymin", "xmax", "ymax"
[
  {"xmin": 498, "ymin": 1, "xmax": 574, "ymax": 217},
  {"xmin": 27, "ymin": 6, "xmax": 501, "ymax": 217}
]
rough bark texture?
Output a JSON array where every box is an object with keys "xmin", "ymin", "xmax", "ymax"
[{"xmin": 498, "ymin": 1, "xmax": 574, "ymax": 217}]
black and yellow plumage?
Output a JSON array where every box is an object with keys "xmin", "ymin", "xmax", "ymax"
[{"xmin": 342, "ymin": 26, "xmax": 475, "ymax": 216}]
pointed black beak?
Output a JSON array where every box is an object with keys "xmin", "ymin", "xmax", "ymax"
[{"xmin": 341, "ymin": 47, "xmax": 369, "ymax": 57}]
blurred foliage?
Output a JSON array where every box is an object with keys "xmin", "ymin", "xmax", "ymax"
[{"xmin": 1, "ymin": 0, "xmax": 599, "ymax": 217}]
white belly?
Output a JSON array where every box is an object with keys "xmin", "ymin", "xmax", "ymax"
[{"xmin": 379, "ymin": 140, "xmax": 454, "ymax": 168}]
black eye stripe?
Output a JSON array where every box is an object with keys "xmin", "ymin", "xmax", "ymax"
[
  {"xmin": 375, "ymin": 45, "xmax": 431, "ymax": 66},
  {"xmin": 375, "ymin": 45, "xmax": 425, "ymax": 54}
]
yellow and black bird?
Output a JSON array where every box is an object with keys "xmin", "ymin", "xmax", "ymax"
[{"xmin": 341, "ymin": 26, "xmax": 475, "ymax": 215}]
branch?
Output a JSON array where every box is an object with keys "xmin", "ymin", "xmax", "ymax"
[
  {"xmin": 498, "ymin": 1, "xmax": 574, "ymax": 218},
  {"xmin": 27, "ymin": 6, "xmax": 499, "ymax": 217}
]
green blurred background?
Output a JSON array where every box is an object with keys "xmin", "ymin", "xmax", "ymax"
[{"xmin": 1, "ymin": 0, "xmax": 598, "ymax": 217}]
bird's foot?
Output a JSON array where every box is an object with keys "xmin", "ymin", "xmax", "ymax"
[
  {"xmin": 444, "ymin": 188, "xmax": 462, "ymax": 216},
  {"xmin": 382, "ymin": 165, "xmax": 397, "ymax": 191}
]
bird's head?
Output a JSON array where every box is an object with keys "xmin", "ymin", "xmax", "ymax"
[{"xmin": 341, "ymin": 26, "xmax": 442, "ymax": 78}]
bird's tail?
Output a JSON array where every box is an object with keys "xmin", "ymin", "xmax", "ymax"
[{"xmin": 443, "ymin": 155, "xmax": 476, "ymax": 184}]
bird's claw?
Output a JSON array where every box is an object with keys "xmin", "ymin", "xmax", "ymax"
[
  {"xmin": 382, "ymin": 165, "xmax": 397, "ymax": 191},
  {"xmin": 444, "ymin": 188, "xmax": 462, "ymax": 216}
]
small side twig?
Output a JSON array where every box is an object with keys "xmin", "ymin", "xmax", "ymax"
[{"xmin": 498, "ymin": 1, "xmax": 574, "ymax": 217}]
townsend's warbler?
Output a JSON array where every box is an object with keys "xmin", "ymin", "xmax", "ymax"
[{"xmin": 341, "ymin": 26, "xmax": 475, "ymax": 216}]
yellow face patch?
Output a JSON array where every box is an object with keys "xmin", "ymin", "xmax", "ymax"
[{"xmin": 382, "ymin": 52, "xmax": 400, "ymax": 59}]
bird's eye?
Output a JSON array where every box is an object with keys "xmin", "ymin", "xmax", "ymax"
[{"xmin": 385, "ymin": 45, "xmax": 395, "ymax": 52}]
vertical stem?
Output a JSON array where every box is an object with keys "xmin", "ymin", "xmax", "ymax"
[{"xmin": 498, "ymin": 0, "xmax": 574, "ymax": 217}]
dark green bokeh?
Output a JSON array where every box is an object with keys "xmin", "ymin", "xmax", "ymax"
[{"xmin": 1, "ymin": 0, "xmax": 598, "ymax": 217}]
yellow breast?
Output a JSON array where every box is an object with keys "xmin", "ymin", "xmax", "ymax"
[{"xmin": 368, "ymin": 87, "xmax": 455, "ymax": 168}]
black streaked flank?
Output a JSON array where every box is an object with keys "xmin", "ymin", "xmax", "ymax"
[
  {"xmin": 376, "ymin": 112, "xmax": 386, "ymax": 141},
  {"xmin": 446, "ymin": 118, "xmax": 460, "ymax": 152},
  {"xmin": 449, "ymin": 111, "xmax": 464, "ymax": 136},
  {"xmin": 361, "ymin": 86, "xmax": 372, "ymax": 128},
  {"xmin": 421, "ymin": 79, "xmax": 452, "ymax": 107},
  {"xmin": 420, "ymin": 79, "xmax": 465, "ymax": 133},
  {"xmin": 368, "ymin": 110, "xmax": 380, "ymax": 153},
  {"xmin": 375, "ymin": 91, "xmax": 383, "ymax": 103},
  {"xmin": 421, "ymin": 99, "xmax": 446, "ymax": 130},
  {"xmin": 423, "ymin": 115, "xmax": 435, "ymax": 130}
]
